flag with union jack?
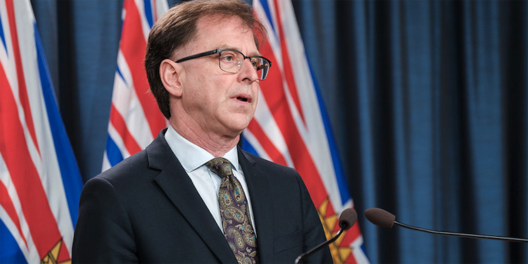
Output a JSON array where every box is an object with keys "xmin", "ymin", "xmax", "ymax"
[
  {"xmin": 243, "ymin": 1, "xmax": 370, "ymax": 263},
  {"xmin": 102, "ymin": 0, "xmax": 168, "ymax": 170},
  {"xmin": 0, "ymin": 0, "xmax": 83, "ymax": 263}
]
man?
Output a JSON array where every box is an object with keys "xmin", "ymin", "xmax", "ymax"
[{"xmin": 72, "ymin": 0, "xmax": 332, "ymax": 263}]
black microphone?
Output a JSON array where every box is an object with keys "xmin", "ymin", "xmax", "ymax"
[
  {"xmin": 364, "ymin": 207, "xmax": 528, "ymax": 243},
  {"xmin": 294, "ymin": 208, "xmax": 357, "ymax": 264}
]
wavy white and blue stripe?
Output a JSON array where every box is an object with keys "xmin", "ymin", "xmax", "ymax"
[{"xmin": 0, "ymin": 0, "xmax": 83, "ymax": 263}]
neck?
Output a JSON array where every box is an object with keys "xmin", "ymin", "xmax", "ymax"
[{"xmin": 169, "ymin": 119, "xmax": 240, "ymax": 158}]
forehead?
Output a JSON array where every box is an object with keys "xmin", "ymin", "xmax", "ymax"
[{"xmin": 192, "ymin": 15, "xmax": 257, "ymax": 51}]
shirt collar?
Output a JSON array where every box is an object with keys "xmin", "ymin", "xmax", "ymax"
[{"xmin": 164, "ymin": 126, "xmax": 239, "ymax": 172}]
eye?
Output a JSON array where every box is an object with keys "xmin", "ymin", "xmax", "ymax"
[
  {"xmin": 250, "ymin": 58, "xmax": 263, "ymax": 69},
  {"xmin": 220, "ymin": 51, "xmax": 237, "ymax": 63}
]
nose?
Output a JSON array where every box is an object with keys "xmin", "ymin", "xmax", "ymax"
[{"xmin": 238, "ymin": 58, "xmax": 259, "ymax": 83}]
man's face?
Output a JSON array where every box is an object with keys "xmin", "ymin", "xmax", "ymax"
[{"xmin": 174, "ymin": 16, "xmax": 260, "ymax": 139}]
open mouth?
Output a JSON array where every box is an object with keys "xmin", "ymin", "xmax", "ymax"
[
  {"xmin": 237, "ymin": 96, "xmax": 249, "ymax": 102},
  {"xmin": 235, "ymin": 94, "xmax": 251, "ymax": 103}
]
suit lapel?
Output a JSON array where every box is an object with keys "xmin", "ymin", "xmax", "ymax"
[
  {"xmin": 239, "ymin": 149, "xmax": 274, "ymax": 264},
  {"xmin": 147, "ymin": 131, "xmax": 237, "ymax": 263}
]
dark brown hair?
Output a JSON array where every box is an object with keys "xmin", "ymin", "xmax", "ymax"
[{"xmin": 145, "ymin": 0, "xmax": 266, "ymax": 119}]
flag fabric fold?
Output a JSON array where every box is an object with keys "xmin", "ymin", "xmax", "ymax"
[
  {"xmin": 102, "ymin": 0, "xmax": 168, "ymax": 171},
  {"xmin": 0, "ymin": 0, "xmax": 83, "ymax": 263},
  {"xmin": 245, "ymin": 1, "xmax": 370, "ymax": 263}
]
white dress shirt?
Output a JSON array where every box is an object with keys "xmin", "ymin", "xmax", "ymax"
[{"xmin": 164, "ymin": 126, "xmax": 256, "ymax": 233}]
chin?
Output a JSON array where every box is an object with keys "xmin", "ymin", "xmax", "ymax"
[{"xmin": 226, "ymin": 117, "xmax": 252, "ymax": 133}]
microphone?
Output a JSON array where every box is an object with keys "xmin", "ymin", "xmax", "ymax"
[
  {"xmin": 364, "ymin": 207, "xmax": 528, "ymax": 243},
  {"xmin": 294, "ymin": 208, "xmax": 357, "ymax": 264}
]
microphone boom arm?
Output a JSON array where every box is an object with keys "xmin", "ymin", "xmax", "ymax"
[
  {"xmin": 294, "ymin": 229, "xmax": 344, "ymax": 264},
  {"xmin": 395, "ymin": 221, "xmax": 528, "ymax": 243}
]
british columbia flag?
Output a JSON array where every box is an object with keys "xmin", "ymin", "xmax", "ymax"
[
  {"xmin": 102, "ymin": 0, "xmax": 168, "ymax": 170},
  {"xmin": 0, "ymin": 0, "xmax": 83, "ymax": 263},
  {"xmin": 243, "ymin": 1, "xmax": 370, "ymax": 263}
]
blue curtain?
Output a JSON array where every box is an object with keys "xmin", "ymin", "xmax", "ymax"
[{"xmin": 31, "ymin": 0, "xmax": 528, "ymax": 263}]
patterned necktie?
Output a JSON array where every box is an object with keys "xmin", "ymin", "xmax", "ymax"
[{"xmin": 205, "ymin": 158, "xmax": 258, "ymax": 264}]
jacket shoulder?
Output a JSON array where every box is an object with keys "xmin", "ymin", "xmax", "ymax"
[{"xmin": 93, "ymin": 129, "xmax": 172, "ymax": 184}]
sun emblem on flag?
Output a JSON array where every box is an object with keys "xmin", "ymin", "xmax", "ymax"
[
  {"xmin": 318, "ymin": 199, "xmax": 353, "ymax": 264},
  {"xmin": 41, "ymin": 239, "xmax": 71, "ymax": 264}
]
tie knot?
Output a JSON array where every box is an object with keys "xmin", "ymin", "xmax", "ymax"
[{"xmin": 205, "ymin": 157, "xmax": 233, "ymax": 178}]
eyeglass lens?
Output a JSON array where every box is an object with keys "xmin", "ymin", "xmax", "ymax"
[{"xmin": 219, "ymin": 50, "xmax": 270, "ymax": 80}]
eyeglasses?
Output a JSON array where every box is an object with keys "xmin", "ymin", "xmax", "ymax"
[{"xmin": 175, "ymin": 48, "xmax": 272, "ymax": 81}]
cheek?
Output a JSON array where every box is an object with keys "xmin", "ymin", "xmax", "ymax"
[
  {"xmin": 253, "ymin": 86, "xmax": 260, "ymax": 105},
  {"xmin": 184, "ymin": 72, "xmax": 219, "ymax": 100}
]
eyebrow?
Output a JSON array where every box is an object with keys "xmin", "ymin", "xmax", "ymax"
[{"xmin": 217, "ymin": 45, "xmax": 261, "ymax": 57}]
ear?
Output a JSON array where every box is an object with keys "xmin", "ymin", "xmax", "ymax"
[{"xmin": 159, "ymin": 59, "xmax": 183, "ymax": 97}]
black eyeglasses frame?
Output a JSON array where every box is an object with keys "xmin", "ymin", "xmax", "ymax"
[{"xmin": 174, "ymin": 48, "xmax": 272, "ymax": 80}]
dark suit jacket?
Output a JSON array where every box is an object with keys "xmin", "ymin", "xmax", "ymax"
[{"xmin": 72, "ymin": 129, "xmax": 332, "ymax": 264}]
